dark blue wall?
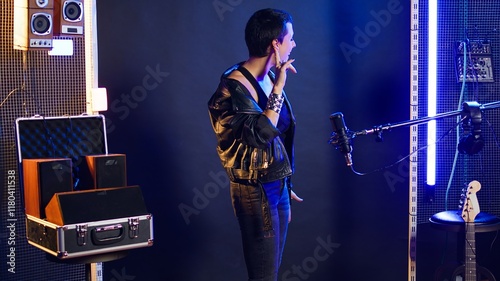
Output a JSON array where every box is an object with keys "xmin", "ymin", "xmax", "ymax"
[{"xmin": 96, "ymin": 1, "xmax": 410, "ymax": 280}]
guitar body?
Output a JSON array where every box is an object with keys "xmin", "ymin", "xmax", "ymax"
[
  {"xmin": 451, "ymin": 264, "xmax": 496, "ymax": 281},
  {"xmin": 434, "ymin": 181, "xmax": 497, "ymax": 281},
  {"xmin": 455, "ymin": 181, "xmax": 496, "ymax": 281},
  {"xmin": 433, "ymin": 262, "xmax": 496, "ymax": 281}
]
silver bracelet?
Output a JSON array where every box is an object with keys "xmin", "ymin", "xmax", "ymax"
[{"xmin": 266, "ymin": 93, "xmax": 284, "ymax": 114}]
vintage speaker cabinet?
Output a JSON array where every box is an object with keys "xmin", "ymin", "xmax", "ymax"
[
  {"xmin": 26, "ymin": 186, "xmax": 154, "ymax": 259},
  {"xmin": 14, "ymin": 0, "xmax": 55, "ymax": 50},
  {"xmin": 86, "ymin": 154, "xmax": 127, "ymax": 189},
  {"xmin": 22, "ymin": 158, "xmax": 73, "ymax": 219},
  {"xmin": 53, "ymin": 0, "xmax": 84, "ymax": 36}
]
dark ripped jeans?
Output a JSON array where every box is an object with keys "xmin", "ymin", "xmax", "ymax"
[{"xmin": 230, "ymin": 179, "xmax": 290, "ymax": 281}]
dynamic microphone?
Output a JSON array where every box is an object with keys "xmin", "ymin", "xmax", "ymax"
[{"xmin": 330, "ymin": 112, "xmax": 353, "ymax": 166}]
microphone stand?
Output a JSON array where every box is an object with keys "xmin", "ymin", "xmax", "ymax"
[
  {"xmin": 348, "ymin": 100, "xmax": 500, "ymax": 142},
  {"xmin": 329, "ymin": 100, "xmax": 500, "ymax": 174}
]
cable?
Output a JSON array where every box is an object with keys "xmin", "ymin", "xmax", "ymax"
[
  {"xmin": 0, "ymin": 89, "xmax": 18, "ymax": 108},
  {"xmin": 1, "ymin": 53, "xmax": 27, "ymax": 108},
  {"xmin": 350, "ymin": 119, "xmax": 463, "ymax": 176},
  {"xmin": 444, "ymin": 41, "xmax": 468, "ymax": 211},
  {"xmin": 483, "ymin": 112, "xmax": 500, "ymax": 149}
]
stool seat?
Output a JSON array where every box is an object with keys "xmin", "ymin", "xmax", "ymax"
[{"xmin": 429, "ymin": 210, "xmax": 500, "ymax": 233}]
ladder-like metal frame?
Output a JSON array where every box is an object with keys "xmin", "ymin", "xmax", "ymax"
[{"xmin": 409, "ymin": 1, "xmax": 419, "ymax": 281}]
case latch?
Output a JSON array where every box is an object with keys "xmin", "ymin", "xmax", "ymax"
[
  {"xmin": 76, "ymin": 224, "xmax": 88, "ymax": 246},
  {"xmin": 128, "ymin": 217, "xmax": 140, "ymax": 238}
]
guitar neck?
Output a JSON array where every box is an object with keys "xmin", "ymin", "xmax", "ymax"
[{"xmin": 464, "ymin": 222, "xmax": 476, "ymax": 281}]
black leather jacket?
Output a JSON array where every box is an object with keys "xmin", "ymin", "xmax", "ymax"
[{"xmin": 208, "ymin": 63, "xmax": 295, "ymax": 183}]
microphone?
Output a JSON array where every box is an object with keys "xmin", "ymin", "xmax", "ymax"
[{"xmin": 330, "ymin": 112, "xmax": 353, "ymax": 166}]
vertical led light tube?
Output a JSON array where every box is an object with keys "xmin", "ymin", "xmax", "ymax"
[{"xmin": 427, "ymin": 0, "xmax": 437, "ymax": 186}]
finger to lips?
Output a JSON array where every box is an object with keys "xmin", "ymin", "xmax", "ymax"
[{"xmin": 283, "ymin": 59, "xmax": 297, "ymax": 73}]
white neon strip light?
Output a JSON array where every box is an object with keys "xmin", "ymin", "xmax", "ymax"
[{"xmin": 427, "ymin": 0, "xmax": 437, "ymax": 186}]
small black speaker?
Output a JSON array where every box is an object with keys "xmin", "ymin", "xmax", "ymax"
[
  {"xmin": 45, "ymin": 186, "xmax": 148, "ymax": 225},
  {"xmin": 23, "ymin": 158, "xmax": 73, "ymax": 219},
  {"xmin": 84, "ymin": 154, "xmax": 127, "ymax": 189}
]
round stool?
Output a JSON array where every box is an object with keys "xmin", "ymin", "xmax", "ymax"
[
  {"xmin": 430, "ymin": 210, "xmax": 500, "ymax": 281},
  {"xmin": 430, "ymin": 210, "xmax": 500, "ymax": 233}
]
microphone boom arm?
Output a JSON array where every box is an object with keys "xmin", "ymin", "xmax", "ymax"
[{"xmin": 351, "ymin": 101, "xmax": 500, "ymax": 138}]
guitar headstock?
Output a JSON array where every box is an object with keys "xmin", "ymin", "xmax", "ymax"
[{"xmin": 461, "ymin": 180, "xmax": 481, "ymax": 223}]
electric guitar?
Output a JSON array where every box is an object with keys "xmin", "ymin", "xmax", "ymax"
[
  {"xmin": 461, "ymin": 180, "xmax": 481, "ymax": 281},
  {"xmin": 450, "ymin": 180, "xmax": 496, "ymax": 281}
]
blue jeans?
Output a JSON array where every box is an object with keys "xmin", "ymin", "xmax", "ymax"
[{"xmin": 230, "ymin": 179, "xmax": 290, "ymax": 281}]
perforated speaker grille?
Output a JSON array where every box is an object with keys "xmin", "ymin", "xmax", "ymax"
[
  {"xmin": 1, "ymin": 0, "xmax": 87, "ymax": 279},
  {"xmin": 417, "ymin": 1, "xmax": 500, "ymax": 224}
]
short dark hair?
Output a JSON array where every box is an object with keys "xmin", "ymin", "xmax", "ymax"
[{"xmin": 245, "ymin": 8, "xmax": 293, "ymax": 57}]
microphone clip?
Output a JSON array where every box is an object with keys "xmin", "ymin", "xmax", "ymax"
[
  {"xmin": 328, "ymin": 130, "xmax": 354, "ymax": 148},
  {"xmin": 329, "ymin": 130, "xmax": 354, "ymax": 167}
]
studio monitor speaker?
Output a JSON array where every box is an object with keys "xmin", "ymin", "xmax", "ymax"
[
  {"xmin": 85, "ymin": 154, "xmax": 127, "ymax": 189},
  {"xmin": 54, "ymin": 0, "xmax": 84, "ymax": 36},
  {"xmin": 14, "ymin": 0, "xmax": 54, "ymax": 50},
  {"xmin": 23, "ymin": 158, "xmax": 73, "ymax": 219},
  {"xmin": 45, "ymin": 186, "xmax": 148, "ymax": 225}
]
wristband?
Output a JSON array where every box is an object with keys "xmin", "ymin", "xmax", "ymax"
[{"xmin": 266, "ymin": 93, "xmax": 284, "ymax": 114}]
